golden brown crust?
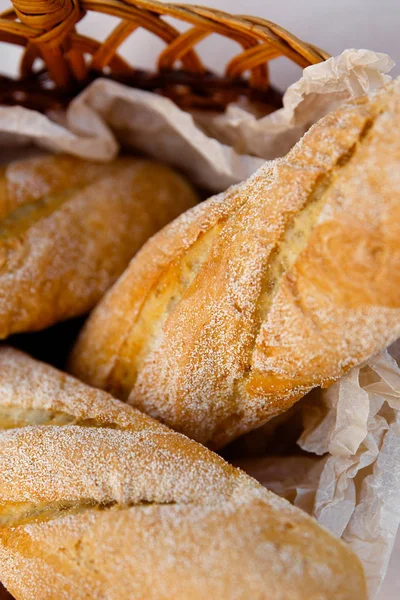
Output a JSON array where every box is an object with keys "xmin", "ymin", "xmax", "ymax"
[
  {"xmin": 0, "ymin": 154, "xmax": 197, "ymax": 339},
  {"xmin": 0, "ymin": 348, "xmax": 366, "ymax": 600},
  {"xmin": 68, "ymin": 181, "xmax": 249, "ymax": 392},
  {"xmin": 71, "ymin": 79, "xmax": 400, "ymax": 448}
]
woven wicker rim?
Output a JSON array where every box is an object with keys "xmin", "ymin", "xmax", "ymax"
[{"xmin": 0, "ymin": 1, "xmax": 330, "ymax": 110}]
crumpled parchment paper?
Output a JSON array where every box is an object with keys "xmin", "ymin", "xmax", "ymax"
[
  {"xmin": 0, "ymin": 48, "xmax": 394, "ymax": 191},
  {"xmin": 237, "ymin": 345, "xmax": 400, "ymax": 598},
  {"xmin": 0, "ymin": 47, "xmax": 397, "ymax": 596}
]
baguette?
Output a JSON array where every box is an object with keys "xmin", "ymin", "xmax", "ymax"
[
  {"xmin": 0, "ymin": 347, "xmax": 366, "ymax": 600},
  {"xmin": 0, "ymin": 154, "xmax": 197, "ymax": 338},
  {"xmin": 71, "ymin": 79, "xmax": 400, "ymax": 448}
]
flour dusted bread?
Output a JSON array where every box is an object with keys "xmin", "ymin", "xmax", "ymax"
[
  {"xmin": 0, "ymin": 154, "xmax": 197, "ymax": 339},
  {"xmin": 71, "ymin": 79, "xmax": 400, "ymax": 448},
  {"xmin": 0, "ymin": 348, "xmax": 365, "ymax": 600}
]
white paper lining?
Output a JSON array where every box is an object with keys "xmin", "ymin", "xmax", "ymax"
[
  {"xmin": 238, "ymin": 346, "xmax": 400, "ymax": 598},
  {"xmin": 0, "ymin": 49, "xmax": 394, "ymax": 191}
]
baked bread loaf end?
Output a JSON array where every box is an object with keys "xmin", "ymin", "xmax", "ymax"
[
  {"xmin": 0, "ymin": 348, "xmax": 366, "ymax": 600},
  {"xmin": 71, "ymin": 79, "xmax": 400, "ymax": 448},
  {"xmin": 0, "ymin": 154, "xmax": 198, "ymax": 339}
]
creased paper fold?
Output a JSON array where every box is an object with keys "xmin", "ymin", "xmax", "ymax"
[
  {"xmin": 0, "ymin": 49, "xmax": 394, "ymax": 191},
  {"xmin": 238, "ymin": 346, "xmax": 400, "ymax": 598}
]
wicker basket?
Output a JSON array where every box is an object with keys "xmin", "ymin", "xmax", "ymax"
[{"xmin": 0, "ymin": 0, "xmax": 329, "ymax": 112}]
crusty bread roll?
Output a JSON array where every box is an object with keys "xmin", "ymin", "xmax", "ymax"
[
  {"xmin": 0, "ymin": 347, "xmax": 365, "ymax": 600},
  {"xmin": 0, "ymin": 154, "xmax": 197, "ymax": 339},
  {"xmin": 70, "ymin": 79, "xmax": 400, "ymax": 448}
]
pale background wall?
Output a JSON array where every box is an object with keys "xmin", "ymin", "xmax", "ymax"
[{"xmin": 0, "ymin": 0, "xmax": 399, "ymax": 597}]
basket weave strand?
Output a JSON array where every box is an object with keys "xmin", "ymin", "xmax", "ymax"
[
  {"xmin": 0, "ymin": 0, "xmax": 330, "ymax": 110},
  {"xmin": 12, "ymin": 0, "xmax": 80, "ymax": 34}
]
